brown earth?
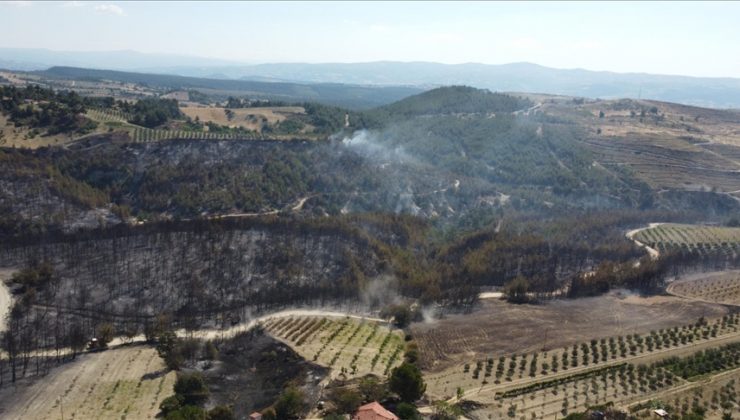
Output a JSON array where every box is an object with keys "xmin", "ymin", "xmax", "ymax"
[{"xmin": 412, "ymin": 290, "xmax": 728, "ymax": 372}]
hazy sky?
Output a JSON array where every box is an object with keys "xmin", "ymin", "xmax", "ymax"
[{"xmin": 2, "ymin": 1, "xmax": 740, "ymax": 77}]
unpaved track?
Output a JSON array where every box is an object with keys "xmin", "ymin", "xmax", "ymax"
[
  {"xmin": 172, "ymin": 308, "xmax": 387, "ymax": 342},
  {"xmin": 626, "ymin": 223, "xmax": 663, "ymax": 259}
]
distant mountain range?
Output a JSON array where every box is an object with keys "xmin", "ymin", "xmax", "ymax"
[
  {"xmin": 0, "ymin": 48, "xmax": 244, "ymax": 72},
  {"xmin": 3, "ymin": 48, "xmax": 740, "ymax": 108},
  {"xmin": 157, "ymin": 62, "xmax": 740, "ymax": 109},
  {"xmin": 37, "ymin": 66, "xmax": 422, "ymax": 109}
]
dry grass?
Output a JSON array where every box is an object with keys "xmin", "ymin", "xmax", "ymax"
[
  {"xmin": 0, "ymin": 346, "xmax": 176, "ymax": 420},
  {"xmin": 541, "ymin": 97, "xmax": 740, "ymax": 192},
  {"xmin": 0, "ymin": 114, "xmax": 77, "ymax": 148},
  {"xmin": 180, "ymin": 106, "xmax": 306, "ymax": 131}
]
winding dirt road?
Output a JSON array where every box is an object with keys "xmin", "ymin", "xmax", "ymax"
[{"xmin": 626, "ymin": 223, "xmax": 663, "ymax": 259}]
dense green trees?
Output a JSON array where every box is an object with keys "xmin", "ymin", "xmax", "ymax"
[
  {"xmin": 160, "ymin": 372, "xmax": 211, "ymax": 419},
  {"xmin": 370, "ymin": 86, "xmax": 531, "ymax": 120},
  {"xmin": 274, "ymin": 386, "xmax": 308, "ymax": 419},
  {"xmin": 157, "ymin": 330, "xmax": 184, "ymax": 370},
  {"xmin": 0, "ymin": 85, "xmax": 97, "ymax": 134},
  {"xmin": 120, "ymin": 97, "xmax": 182, "ymax": 128},
  {"xmin": 328, "ymin": 387, "xmax": 363, "ymax": 414},
  {"xmin": 504, "ymin": 276, "xmax": 531, "ymax": 303},
  {"xmin": 389, "ymin": 362, "xmax": 426, "ymax": 402}
]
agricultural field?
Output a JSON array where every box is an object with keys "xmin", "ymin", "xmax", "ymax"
[
  {"xmin": 425, "ymin": 314, "xmax": 740, "ymax": 419},
  {"xmin": 84, "ymin": 107, "xmax": 308, "ymax": 142},
  {"xmin": 0, "ymin": 346, "xmax": 175, "ymax": 420},
  {"xmin": 668, "ymin": 271, "xmax": 740, "ymax": 306},
  {"xmin": 412, "ymin": 291, "xmax": 728, "ymax": 372},
  {"xmin": 85, "ymin": 108, "xmax": 134, "ymax": 124},
  {"xmin": 261, "ymin": 316, "xmax": 405, "ymax": 379},
  {"xmin": 426, "ymin": 313, "xmax": 740, "ymax": 396},
  {"xmin": 629, "ymin": 369, "xmax": 740, "ymax": 419},
  {"xmin": 540, "ymin": 97, "xmax": 740, "ymax": 192},
  {"xmin": 634, "ymin": 224, "xmax": 740, "ymax": 258},
  {"xmin": 180, "ymin": 105, "xmax": 309, "ymax": 132}
]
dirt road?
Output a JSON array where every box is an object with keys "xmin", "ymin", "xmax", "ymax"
[
  {"xmin": 626, "ymin": 223, "xmax": 663, "ymax": 259},
  {"xmin": 171, "ymin": 308, "xmax": 387, "ymax": 342}
]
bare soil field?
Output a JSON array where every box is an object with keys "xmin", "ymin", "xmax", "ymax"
[
  {"xmin": 180, "ymin": 105, "xmax": 306, "ymax": 131},
  {"xmin": 0, "ymin": 345, "xmax": 175, "ymax": 420},
  {"xmin": 412, "ymin": 290, "xmax": 728, "ymax": 372},
  {"xmin": 669, "ymin": 270, "xmax": 740, "ymax": 306}
]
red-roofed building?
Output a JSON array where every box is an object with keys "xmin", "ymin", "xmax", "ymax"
[{"xmin": 352, "ymin": 402, "xmax": 399, "ymax": 420}]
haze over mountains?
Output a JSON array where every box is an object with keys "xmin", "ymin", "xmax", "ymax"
[{"xmin": 3, "ymin": 48, "xmax": 740, "ymax": 108}]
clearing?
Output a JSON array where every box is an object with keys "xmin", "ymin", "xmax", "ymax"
[
  {"xmin": 0, "ymin": 114, "xmax": 76, "ymax": 148},
  {"xmin": 180, "ymin": 105, "xmax": 306, "ymax": 131}
]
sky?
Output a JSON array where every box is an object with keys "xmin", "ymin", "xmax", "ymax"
[{"xmin": 2, "ymin": 1, "xmax": 740, "ymax": 78}]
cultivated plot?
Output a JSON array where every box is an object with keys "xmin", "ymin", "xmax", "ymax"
[
  {"xmin": 262, "ymin": 316, "xmax": 405, "ymax": 379},
  {"xmin": 668, "ymin": 270, "xmax": 740, "ymax": 306},
  {"xmin": 0, "ymin": 345, "xmax": 175, "ymax": 420},
  {"xmin": 634, "ymin": 224, "xmax": 740, "ymax": 258}
]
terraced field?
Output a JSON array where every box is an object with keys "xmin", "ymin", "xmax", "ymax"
[
  {"xmin": 582, "ymin": 135, "xmax": 740, "ymax": 192},
  {"xmin": 262, "ymin": 316, "xmax": 405, "ymax": 379},
  {"xmin": 633, "ymin": 224, "xmax": 740, "ymax": 258}
]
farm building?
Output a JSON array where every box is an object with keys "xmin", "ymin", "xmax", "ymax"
[
  {"xmin": 653, "ymin": 408, "xmax": 670, "ymax": 418},
  {"xmin": 352, "ymin": 401, "xmax": 399, "ymax": 420}
]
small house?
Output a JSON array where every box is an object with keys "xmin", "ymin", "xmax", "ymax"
[
  {"xmin": 249, "ymin": 412, "xmax": 263, "ymax": 420},
  {"xmin": 352, "ymin": 402, "xmax": 399, "ymax": 420}
]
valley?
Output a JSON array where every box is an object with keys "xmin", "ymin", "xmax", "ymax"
[{"xmin": 1, "ymin": 69, "xmax": 739, "ymax": 420}]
